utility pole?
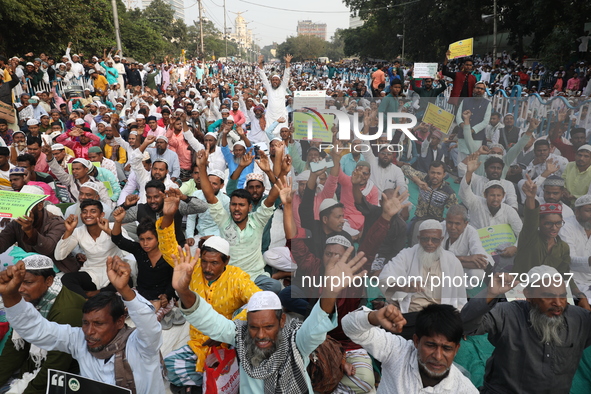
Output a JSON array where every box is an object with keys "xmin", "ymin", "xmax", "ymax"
[
  {"xmin": 493, "ymin": 0, "xmax": 498, "ymax": 59},
  {"xmin": 198, "ymin": 0, "xmax": 204, "ymax": 57},
  {"xmin": 111, "ymin": 0, "xmax": 123, "ymax": 55},
  {"xmin": 223, "ymin": 0, "xmax": 228, "ymax": 58}
]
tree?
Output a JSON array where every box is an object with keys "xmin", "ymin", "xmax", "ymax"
[{"xmin": 276, "ymin": 36, "xmax": 327, "ymax": 61}]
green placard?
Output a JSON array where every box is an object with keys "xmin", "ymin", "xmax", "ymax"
[
  {"xmin": 477, "ymin": 224, "xmax": 517, "ymax": 255},
  {"xmin": 292, "ymin": 112, "xmax": 334, "ymax": 142},
  {"xmin": 0, "ymin": 191, "xmax": 47, "ymax": 219}
]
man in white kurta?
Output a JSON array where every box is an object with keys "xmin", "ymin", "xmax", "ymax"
[
  {"xmin": 257, "ymin": 54, "xmax": 291, "ymax": 130},
  {"xmin": 378, "ymin": 220, "xmax": 467, "ymax": 314}
]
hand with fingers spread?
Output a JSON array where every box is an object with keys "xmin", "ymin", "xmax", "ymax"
[
  {"xmin": 368, "ymin": 304, "xmax": 407, "ymax": 333},
  {"xmin": 274, "ymin": 176, "xmax": 294, "ymax": 205},
  {"xmin": 466, "ymin": 152, "xmax": 481, "ymax": 174},
  {"xmin": 163, "ymin": 189, "xmax": 181, "ymax": 217},
  {"xmin": 238, "ymin": 152, "xmax": 253, "ymax": 169},
  {"xmin": 381, "ymin": 187, "xmax": 411, "ymax": 221},
  {"xmin": 171, "ymin": 245, "xmax": 200, "ymax": 307},
  {"xmin": 255, "ymin": 150, "xmax": 271, "ymax": 173},
  {"xmin": 322, "ymin": 247, "xmax": 368, "ymax": 298},
  {"xmin": 542, "ymin": 158, "xmax": 559, "ymax": 177},
  {"xmin": 486, "ymin": 272, "xmax": 520, "ymax": 302}
]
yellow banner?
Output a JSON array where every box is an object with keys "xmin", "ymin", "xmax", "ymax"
[
  {"xmin": 422, "ymin": 103, "xmax": 454, "ymax": 134},
  {"xmin": 448, "ymin": 38, "xmax": 473, "ymax": 59}
]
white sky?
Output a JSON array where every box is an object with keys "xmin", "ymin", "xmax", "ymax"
[{"xmin": 184, "ymin": 0, "xmax": 353, "ymax": 47}]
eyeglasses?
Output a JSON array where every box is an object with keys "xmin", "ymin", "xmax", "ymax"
[
  {"xmin": 419, "ymin": 237, "xmax": 442, "ymax": 244},
  {"xmin": 542, "ymin": 220, "xmax": 565, "ymax": 228}
]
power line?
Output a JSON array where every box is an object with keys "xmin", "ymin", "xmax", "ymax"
[{"xmin": 238, "ymin": 0, "xmax": 420, "ymax": 13}]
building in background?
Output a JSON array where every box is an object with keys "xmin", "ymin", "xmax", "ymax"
[
  {"xmin": 297, "ymin": 20, "xmax": 327, "ymax": 41},
  {"xmin": 230, "ymin": 12, "xmax": 254, "ymax": 52},
  {"xmin": 134, "ymin": 0, "xmax": 185, "ymax": 21}
]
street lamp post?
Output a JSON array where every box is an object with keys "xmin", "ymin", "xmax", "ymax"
[{"xmin": 493, "ymin": 0, "xmax": 497, "ymax": 58}]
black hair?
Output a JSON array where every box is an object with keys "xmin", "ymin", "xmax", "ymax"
[
  {"xmin": 571, "ymin": 127, "xmax": 586, "ymax": 137},
  {"xmin": 80, "ymin": 199, "xmax": 104, "ymax": 213},
  {"xmin": 484, "ymin": 156, "xmax": 505, "ymax": 169},
  {"xmin": 230, "ymin": 188, "xmax": 253, "ymax": 205},
  {"xmin": 491, "ymin": 111, "xmax": 501, "ymax": 118},
  {"xmin": 17, "ymin": 153, "xmax": 36, "ymax": 166},
  {"xmin": 463, "ymin": 57, "xmax": 474, "ymax": 65},
  {"xmin": 27, "ymin": 268, "xmax": 56, "ymax": 279},
  {"xmin": 26, "ymin": 136, "xmax": 42, "ymax": 146},
  {"xmin": 0, "ymin": 119, "xmax": 7, "ymax": 125},
  {"xmin": 152, "ymin": 159, "xmax": 169, "ymax": 170},
  {"xmin": 161, "ymin": 108, "xmax": 171, "ymax": 115},
  {"xmin": 429, "ymin": 160, "xmax": 445, "ymax": 170},
  {"xmin": 319, "ymin": 202, "xmax": 344, "ymax": 220},
  {"xmin": 534, "ymin": 139, "xmax": 550, "ymax": 149},
  {"xmin": 415, "ymin": 304, "xmax": 463, "ymax": 344},
  {"xmin": 145, "ymin": 179, "xmax": 166, "ymax": 193},
  {"xmin": 136, "ymin": 218, "xmax": 158, "ymax": 238},
  {"xmin": 51, "ymin": 122, "xmax": 62, "ymax": 127},
  {"xmin": 83, "ymin": 292, "xmax": 125, "ymax": 322}
]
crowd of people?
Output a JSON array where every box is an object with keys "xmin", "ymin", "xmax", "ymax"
[{"xmin": 0, "ymin": 43, "xmax": 590, "ymax": 394}]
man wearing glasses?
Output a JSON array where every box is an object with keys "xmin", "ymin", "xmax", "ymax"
[
  {"xmin": 455, "ymin": 81, "xmax": 492, "ymax": 165},
  {"xmin": 379, "ymin": 219, "xmax": 467, "ymax": 339},
  {"xmin": 514, "ymin": 175, "xmax": 590, "ymax": 308}
]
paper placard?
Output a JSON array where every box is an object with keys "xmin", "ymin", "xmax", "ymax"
[
  {"xmin": 413, "ymin": 63, "xmax": 438, "ymax": 79},
  {"xmin": 47, "ymin": 369, "xmax": 131, "ymax": 393},
  {"xmin": 293, "ymin": 90, "xmax": 327, "ymax": 110},
  {"xmin": 448, "ymin": 38, "xmax": 474, "ymax": 59},
  {"xmin": 477, "ymin": 224, "xmax": 517, "ymax": 256},
  {"xmin": 422, "ymin": 103, "xmax": 455, "ymax": 134},
  {"xmin": 0, "ymin": 191, "xmax": 47, "ymax": 219},
  {"xmin": 293, "ymin": 112, "xmax": 334, "ymax": 142}
]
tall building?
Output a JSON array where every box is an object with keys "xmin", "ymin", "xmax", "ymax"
[
  {"xmin": 297, "ymin": 20, "xmax": 327, "ymax": 41},
  {"xmin": 138, "ymin": 0, "xmax": 185, "ymax": 21},
  {"xmin": 229, "ymin": 12, "xmax": 254, "ymax": 52}
]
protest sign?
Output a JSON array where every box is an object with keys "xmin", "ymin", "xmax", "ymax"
[
  {"xmin": 448, "ymin": 38, "xmax": 474, "ymax": 59},
  {"xmin": 293, "ymin": 90, "xmax": 326, "ymax": 110},
  {"xmin": 477, "ymin": 224, "xmax": 517, "ymax": 256},
  {"xmin": 293, "ymin": 112, "xmax": 334, "ymax": 142},
  {"xmin": 47, "ymin": 370, "xmax": 131, "ymax": 394},
  {"xmin": 413, "ymin": 63, "xmax": 438, "ymax": 79},
  {"xmin": 0, "ymin": 191, "xmax": 47, "ymax": 219},
  {"xmin": 422, "ymin": 103, "xmax": 455, "ymax": 134}
]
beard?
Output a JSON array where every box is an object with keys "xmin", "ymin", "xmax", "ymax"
[
  {"xmin": 529, "ymin": 303, "xmax": 566, "ymax": 345},
  {"xmin": 417, "ymin": 357, "xmax": 450, "ymax": 379},
  {"xmin": 418, "ymin": 244, "xmax": 443, "ymax": 270},
  {"xmin": 245, "ymin": 327, "xmax": 284, "ymax": 367},
  {"xmin": 156, "ymin": 148, "xmax": 166, "ymax": 155},
  {"xmin": 578, "ymin": 218, "xmax": 591, "ymax": 231}
]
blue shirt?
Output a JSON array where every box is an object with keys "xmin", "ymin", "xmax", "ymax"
[
  {"xmin": 221, "ymin": 145, "xmax": 255, "ymax": 189},
  {"xmin": 340, "ymin": 153, "xmax": 363, "ymax": 176}
]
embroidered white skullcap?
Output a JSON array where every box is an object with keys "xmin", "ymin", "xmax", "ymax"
[
  {"xmin": 136, "ymin": 114, "xmax": 145, "ymax": 119},
  {"xmin": 233, "ymin": 141, "xmax": 246, "ymax": 149},
  {"xmin": 22, "ymin": 254, "xmax": 54, "ymax": 270},
  {"xmin": 319, "ymin": 198, "xmax": 340, "ymax": 213},
  {"xmin": 245, "ymin": 172, "xmax": 264, "ymax": 184},
  {"xmin": 575, "ymin": 194, "xmax": 591, "ymax": 208},
  {"xmin": 419, "ymin": 219, "xmax": 442, "ymax": 232},
  {"xmin": 247, "ymin": 291, "xmax": 282, "ymax": 312},
  {"xmin": 295, "ymin": 170, "xmax": 310, "ymax": 182},
  {"xmin": 202, "ymin": 235, "xmax": 230, "ymax": 256},
  {"xmin": 154, "ymin": 158, "xmax": 168, "ymax": 165},
  {"xmin": 73, "ymin": 158, "xmax": 93, "ymax": 170},
  {"xmin": 483, "ymin": 180, "xmax": 505, "ymax": 194},
  {"xmin": 326, "ymin": 235, "xmax": 352, "ymax": 249},
  {"xmin": 74, "ymin": 118, "xmax": 85, "ymax": 125},
  {"xmin": 20, "ymin": 185, "xmax": 46, "ymax": 196},
  {"xmin": 156, "ymin": 135, "xmax": 168, "ymax": 143},
  {"xmin": 207, "ymin": 169, "xmax": 226, "ymax": 182},
  {"xmin": 80, "ymin": 181, "xmax": 100, "ymax": 193}
]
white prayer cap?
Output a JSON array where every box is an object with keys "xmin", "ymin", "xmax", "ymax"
[
  {"xmin": 319, "ymin": 198, "xmax": 340, "ymax": 213},
  {"xmin": 233, "ymin": 141, "xmax": 246, "ymax": 149},
  {"xmin": 51, "ymin": 144, "xmax": 65, "ymax": 150},
  {"xmin": 74, "ymin": 118, "xmax": 85, "ymax": 125},
  {"xmin": 136, "ymin": 114, "xmax": 145, "ymax": 119},
  {"xmin": 578, "ymin": 144, "xmax": 591, "ymax": 153},
  {"xmin": 20, "ymin": 185, "xmax": 46, "ymax": 196},
  {"xmin": 247, "ymin": 291, "xmax": 282, "ymax": 312},
  {"xmin": 271, "ymin": 74, "xmax": 280, "ymax": 79},
  {"xmin": 142, "ymin": 151, "xmax": 150, "ymax": 161},
  {"xmin": 207, "ymin": 169, "xmax": 226, "ymax": 182},
  {"xmin": 80, "ymin": 181, "xmax": 100, "ymax": 193},
  {"xmin": 526, "ymin": 265, "xmax": 561, "ymax": 289},
  {"xmin": 26, "ymin": 119, "xmax": 39, "ymax": 126},
  {"xmin": 22, "ymin": 255, "xmax": 54, "ymax": 271},
  {"xmin": 295, "ymin": 170, "xmax": 310, "ymax": 182},
  {"xmin": 419, "ymin": 219, "xmax": 442, "ymax": 232},
  {"xmin": 575, "ymin": 195, "xmax": 591, "ymax": 208},
  {"xmin": 156, "ymin": 135, "xmax": 168, "ymax": 143},
  {"xmin": 126, "ymin": 119, "xmax": 136, "ymax": 126},
  {"xmin": 202, "ymin": 235, "xmax": 230, "ymax": 256},
  {"xmin": 154, "ymin": 158, "xmax": 168, "ymax": 166},
  {"xmin": 326, "ymin": 235, "xmax": 352, "ymax": 249},
  {"xmin": 483, "ymin": 180, "xmax": 505, "ymax": 194},
  {"xmin": 226, "ymin": 115, "xmax": 234, "ymax": 122}
]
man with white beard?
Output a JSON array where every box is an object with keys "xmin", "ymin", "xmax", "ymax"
[
  {"xmin": 462, "ymin": 266, "xmax": 591, "ymax": 393},
  {"xmin": 257, "ymin": 54, "xmax": 292, "ymax": 131},
  {"xmin": 378, "ymin": 219, "xmax": 467, "ymax": 339}
]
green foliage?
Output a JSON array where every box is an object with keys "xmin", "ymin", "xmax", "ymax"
[{"xmin": 275, "ymin": 33, "xmax": 345, "ymax": 62}]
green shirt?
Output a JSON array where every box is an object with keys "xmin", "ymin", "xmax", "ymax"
[
  {"xmin": 562, "ymin": 162, "xmax": 591, "ymax": 199},
  {"xmin": 513, "ymin": 202, "xmax": 571, "ymax": 275}
]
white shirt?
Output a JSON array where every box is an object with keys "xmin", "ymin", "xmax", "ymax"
[
  {"xmin": 342, "ymin": 308, "xmax": 478, "ymax": 394},
  {"xmin": 559, "ymin": 216, "xmax": 591, "ymax": 297},
  {"xmin": 55, "ymin": 224, "xmax": 129, "ymax": 288},
  {"xmin": 127, "ymin": 149, "xmax": 178, "ymax": 204},
  {"xmin": 362, "ymin": 149, "xmax": 407, "ymax": 194},
  {"xmin": 458, "ymin": 163, "xmax": 518, "ymax": 210},
  {"xmin": 459, "ymin": 178, "xmax": 523, "ymax": 238},
  {"xmin": 5, "ymin": 293, "xmax": 164, "ymax": 394},
  {"xmin": 182, "ymin": 131, "xmax": 227, "ymax": 173},
  {"xmin": 257, "ymin": 66, "xmax": 290, "ymax": 124}
]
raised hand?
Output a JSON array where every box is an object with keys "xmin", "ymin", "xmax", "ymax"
[
  {"xmin": 351, "ymin": 167, "xmax": 364, "ymax": 185},
  {"xmin": 466, "ymin": 152, "xmax": 481, "ymax": 174},
  {"xmin": 462, "ymin": 110, "xmax": 472, "ymax": 124},
  {"xmin": 522, "ymin": 174, "xmax": 537, "ymax": 199},
  {"xmin": 124, "ymin": 194, "xmax": 140, "ymax": 208},
  {"xmin": 544, "ymin": 158, "xmax": 559, "ymax": 176},
  {"xmin": 477, "ymin": 145, "xmax": 490, "ymax": 156},
  {"xmin": 276, "ymin": 117, "xmax": 286, "ymax": 123},
  {"xmin": 64, "ymin": 214, "xmax": 78, "ymax": 233},
  {"xmin": 171, "ymin": 245, "xmax": 199, "ymax": 293},
  {"xmin": 323, "ymin": 247, "xmax": 367, "ymax": 297},
  {"xmin": 255, "ymin": 150, "xmax": 271, "ymax": 173},
  {"xmin": 106, "ymin": 256, "xmax": 132, "ymax": 293},
  {"xmin": 96, "ymin": 217, "xmax": 111, "ymax": 235},
  {"xmin": 381, "ymin": 187, "xmax": 411, "ymax": 220},
  {"xmin": 487, "ymin": 272, "xmax": 520, "ymax": 299},
  {"xmin": 41, "ymin": 141, "xmax": 53, "ymax": 160},
  {"xmin": 284, "ymin": 54, "xmax": 293, "ymax": 64},
  {"xmin": 196, "ymin": 149, "xmax": 209, "ymax": 168},
  {"xmin": 368, "ymin": 304, "xmax": 407, "ymax": 333},
  {"xmin": 112, "ymin": 206, "xmax": 126, "ymax": 223},
  {"xmin": 0, "ymin": 261, "xmax": 26, "ymax": 298},
  {"xmin": 239, "ymin": 152, "xmax": 253, "ymax": 168},
  {"xmin": 274, "ymin": 176, "xmax": 294, "ymax": 205},
  {"xmin": 280, "ymin": 154, "xmax": 292, "ymax": 176},
  {"xmin": 163, "ymin": 189, "xmax": 181, "ymax": 216},
  {"xmin": 528, "ymin": 118, "xmax": 540, "ymax": 131},
  {"xmin": 144, "ymin": 135, "xmax": 156, "ymax": 146}
]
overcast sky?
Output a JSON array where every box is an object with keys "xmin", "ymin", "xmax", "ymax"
[{"xmin": 184, "ymin": 0, "xmax": 352, "ymax": 48}]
